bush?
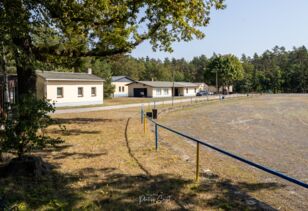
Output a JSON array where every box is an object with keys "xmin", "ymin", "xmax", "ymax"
[{"xmin": 0, "ymin": 95, "xmax": 63, "ymax": 158}]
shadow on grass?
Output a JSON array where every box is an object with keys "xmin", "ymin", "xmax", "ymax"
[
  {"xmin": 49, "ymin": 128, "xmax": 101, "ymax": 136},
  {"xmin": 52, "ymin": 152, "xmax": 108, "ymax": 160},
  {"xmin": 53, "ymin": 118, "xmax": 123, "ymax": 125},
  {"xmin": 0, "ymin": 165, "xmax": 284, "ymax": 210},
  {"xmin": 0, "ymin": 117, "xmax": 285, "ymax": 210},
  {"xmin": 124, "ymin": 118, "xmax": 151, "ymax": 176}
]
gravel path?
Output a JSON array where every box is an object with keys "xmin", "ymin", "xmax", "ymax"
[
  {"xmin": 54, "ymin": 94, "xmax": 245, "ymax": 114},
  {"xmin": 160, "ymin": 95, "xmax": 308, "ymax": 210}
]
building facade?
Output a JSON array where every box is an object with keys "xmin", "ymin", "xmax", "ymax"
[
  {"xmin": 36, "ymin": 70, "xmax": 104, "ymax": 107},
  {"xmin": 111, "ymin": 76, "xmax": 134, "ymax": 98},
  {"xmin": 127, "ymin": 81, "xmax": 198, "ymax": 98}
]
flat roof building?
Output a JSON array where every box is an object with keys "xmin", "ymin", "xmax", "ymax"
[
  {"xmin": 36, "ymin": 70, "xmax": 104, "ymax": 107},
  {"xmin": 127, "ymin": 81, "xmax": 198, "ymax": 98}
]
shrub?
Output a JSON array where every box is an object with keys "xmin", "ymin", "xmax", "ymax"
[{"xmin": 0, "ymin": 95, "xmax": 63, "ymax": 158}]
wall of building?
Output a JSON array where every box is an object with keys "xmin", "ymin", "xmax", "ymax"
[
  {"xmin": 152, "ymin": 87, "xmax": 172, "ymax": 98},
  {"xmin": 45, "ymin": 80, "xmax": 104, "ymax": 107},
  {"xmin": 112, "ymin": 81, "xmax": 130, "ymax": 97},
  {"xmin": 181, "ymin": 87, "xmax": 197, "ymax": 97},
  {"xmin": 128, "ymin": 83, "xmax": 153, "ymax": 97}
]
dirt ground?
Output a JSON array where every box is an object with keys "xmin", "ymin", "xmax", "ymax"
[{"xmin": 159, "ymin": 95, "xmax": 308, "ymax": 210}]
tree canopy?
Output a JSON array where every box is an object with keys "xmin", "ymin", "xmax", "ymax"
[
  {"xmin": 206, "ymin": 54, "xmax": 244, "ymax": 90},
  {"xmin": 1, "ymin": 0, "xmax": 225, "ymax": 95}
]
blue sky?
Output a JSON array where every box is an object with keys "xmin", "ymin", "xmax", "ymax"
[{"xmin": 131, "ymin": 0, "xmax": 308, "ymax": 60}]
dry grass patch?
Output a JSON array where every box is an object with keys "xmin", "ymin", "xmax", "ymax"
[{"xmin": 0, "ymin": 100, "xmax": 276, "ymax": 210}]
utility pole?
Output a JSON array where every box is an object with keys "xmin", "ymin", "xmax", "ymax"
[
  {"xmin": 172, "ymin": 68, "xmax": 174, "ymax": 106},
  {"xmin": 215, "ymin": 69, "xmax": 218, "ymax": 95}
]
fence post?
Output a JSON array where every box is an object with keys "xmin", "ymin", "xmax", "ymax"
[
  {"xmin": 144, "ymin": 115, "xmax": 147, "ymax": 134},
  {"xmin": 155, "ymin": 124, "xmax": 158, "ymax": 151},
  {"xmin": 196, "ymin": 142, "xmax": 200, "ymax": 182},
  {"xmin": 141, "ymin": 105, "xmax": 144, "ymax": 124}
]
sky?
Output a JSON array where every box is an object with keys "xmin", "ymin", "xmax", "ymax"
[{"xmin": 131, "ymin": 0, "xmax": 308, "ymax": 60}]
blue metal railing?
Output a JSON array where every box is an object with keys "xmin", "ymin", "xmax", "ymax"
[{"xmin": 146, "ymin": 117, "xmax": 308, "ymax": 189}]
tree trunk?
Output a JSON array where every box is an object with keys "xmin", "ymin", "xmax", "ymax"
[
  {"xmin": 16, "ymin": 63, "xmax": 36, "ymax": 97},
  {"xmin": 4, "ymin": 0, "xmax": 36, "ymax": 98}
]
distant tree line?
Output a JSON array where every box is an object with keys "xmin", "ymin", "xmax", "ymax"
[
  {"xmin": 84, "ymin": 45, "xmax": 308, "ymax": 96},
  {"xmin": 4, "ymin": 45, "xmax": 308, "ymax": 97}
]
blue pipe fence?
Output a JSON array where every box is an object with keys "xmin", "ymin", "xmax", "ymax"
[{"xmin": 144, "ymin": 116, "xmax": 308, "ymax": 189}]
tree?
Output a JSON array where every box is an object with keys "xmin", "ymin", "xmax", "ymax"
[
  {"xmin": 1, "ymin": 0, "xmax": 225, "ymax": 96},
  {"xmin": 0, "ymin": 95, "xmax": 63, "ymax": 158},
  {"xmin": 190, "ymin": 55, "xmax": 209, "ymax": 82},
  {"xmin": 207, "ymin": 54, "xmax": 244, "ymax": 93}
]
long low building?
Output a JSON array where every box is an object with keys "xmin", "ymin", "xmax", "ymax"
[
  {"xmin": 127, "ymin": 81, "xmax": 198, "ymax": 98},
  {"xmin": 36, "ymin": 70, "xmax": 104, "ymax": 107}
]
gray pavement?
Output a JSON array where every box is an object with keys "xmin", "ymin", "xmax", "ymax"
[{"xmin": 54, "ymin": 94, "xmax": 245, "ymax": 114}]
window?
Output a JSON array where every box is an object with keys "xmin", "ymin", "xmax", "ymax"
[
  {"xmin": 91, "ymin": 87, "xmax": 96, "ymax": 97},
  {"xmin": 163, "ymin": 88, "xmax": 169, "ymax": 95},
  {"xmin": 57, "ymin": 87, "xmax": 63, "ymax": 98},
  {"xmin": 119, "ymin": 86, "xmax": 121, "ymax": 92},
  {"xmin": 122, "ymin": 86, "xmax": 125, "ymax": 92},
  {"xmin": 156, "ymin": 88, "xmax": 161, "ymax": 95},
  {"xmin": 186, "ymin": 88, "xmax": 188, "ymax": 93},
  {"xmin": 78, "ymin": 87, "xmax": 83, "ymax": 97}
]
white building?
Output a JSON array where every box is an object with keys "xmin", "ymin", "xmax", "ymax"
[
  {"xmin": 111, "ymin": 76, "xmax": 134, "ymax": 97},
  {"xmin": 127, "ymin": 81, "xmax": 198, "ymax": 98},
  {"xmin": 36, "ymin": 70, "xmax": 104, "ymax": 107}
]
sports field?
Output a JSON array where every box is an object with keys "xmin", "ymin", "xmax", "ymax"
[{"xmin": 159, "ymin": 95, "xmax": 308, "ymax": 210}]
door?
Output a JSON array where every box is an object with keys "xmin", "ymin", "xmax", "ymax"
[
  {"xmin": 133, "ymin": 88, "xmax": 147, "ymax": 97},
  {"xmin": 175, "ymin": 88, "xmax": 179, "ymax": 96}
]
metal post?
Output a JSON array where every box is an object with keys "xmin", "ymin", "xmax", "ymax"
[
  {"xmin": 172, "ymin": 69, "xmax": 174, "ymax": 106},
  {"xmin": 144, "ymin": 115, "xmax": 147, "ymax": 134},
  {"xmin": 155, "ymin": 124, "xmax": 158, "ymax": 151},
  {"xmin": 141, "ymin": 106, "xmax": 144, "ymax": 124},
  {"xmin": 216, "ymin": 69, "xmax": 218, "ymax": 95},
  {"xmin": 196, "ymin": 142, "xmax": 200, "ymax": 182}
]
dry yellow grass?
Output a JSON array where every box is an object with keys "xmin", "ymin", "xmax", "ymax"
[{"xmin": 0, "ymin": 97, "xmax": 275, "ymax": 210}]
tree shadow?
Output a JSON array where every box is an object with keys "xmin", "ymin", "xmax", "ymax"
[
  {"xmin": 0, "ymin": 161, "xmax": 284, "ymax": 210},
  {"xmin": 52, "ymin": 152, "xmax": 108, "ymax": 160},
  {"xmin": 124, "ymin": 118, "xmax": 151, "ymax": 176},
  {"xmin": 53, "ymin": 118, "xmax": 123, "ymax": 125},
  {"xmin": 49, "ymin": 128, "xmax": 101, "ymax": 136},
  {"xmin": 0, "ymin": 117, "xmax": 285, "ymax": 210}
]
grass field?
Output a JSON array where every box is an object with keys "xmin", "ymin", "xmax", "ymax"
[
  {"xmin": 159, "ymin": 95, "xmax": 308, "ymax": 210},
  {"xmin": 0, "ymin": 96, "xmax": 277, "ymax": 210}
]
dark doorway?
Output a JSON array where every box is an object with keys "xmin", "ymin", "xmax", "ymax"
[
  {"xmin": 133, "ymin": 88, "xmax": 147, "ymax": 97},
  {"xmin": 174, "ymin": 88, "xmax": 179, "ymax": 96}
]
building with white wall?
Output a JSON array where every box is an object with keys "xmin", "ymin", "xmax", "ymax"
[
  {"xmin": 36, "ymin": 70, "xmax": 104, "ymax": 107},
  {"xmin": 111, "ymin": 76, "xmax": 134, "ymax": 97},
  {"xmin": 127, "ymin": 81, "xmax": 198, "ymax": 98}
]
